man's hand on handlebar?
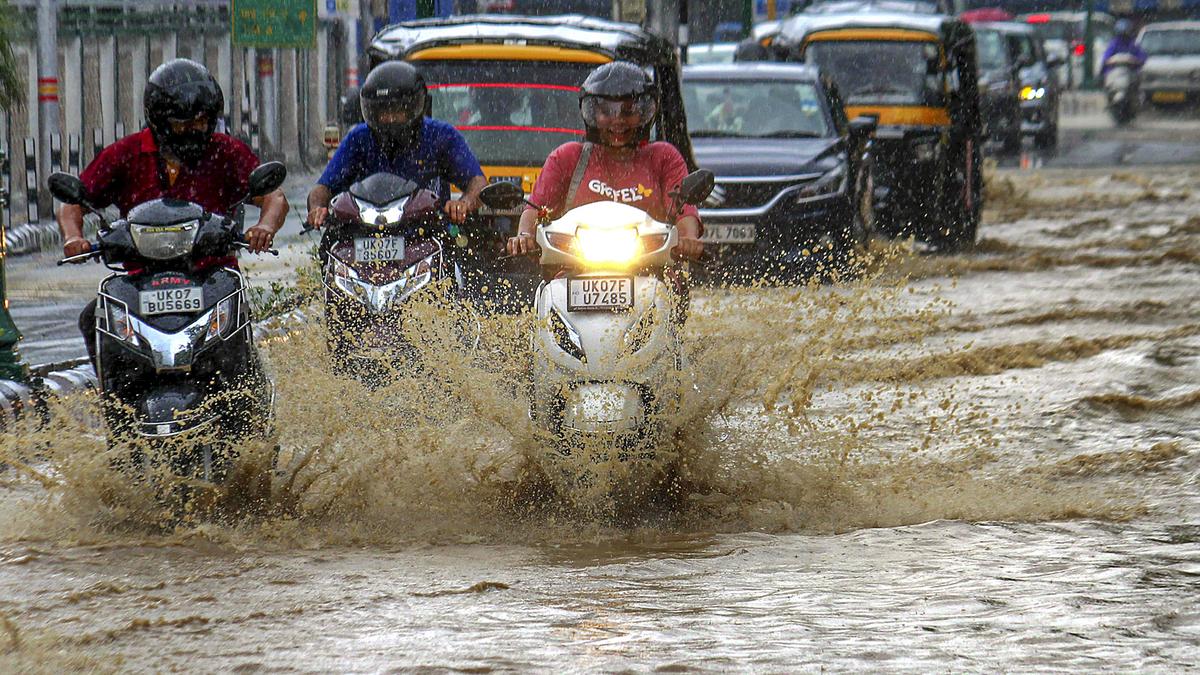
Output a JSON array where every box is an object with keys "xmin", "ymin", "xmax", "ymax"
[
  {"xmin": 63, "ymin": 236, "xmax": 92, "ymax": 262},
  {"xmin": 674, "ymin": 236, "xmax": 705, "ymax": 262},
  {"xmin": 305, "ymin": 206, "xmax": 329, "ymax": 231},
  {"xmin": 245, "ymin": 225, "xmax": 276, "ymax": 253},
  {"xmin": 506, "ymin": 232, "xmax": 539, "ymax": 257},
  {"xmin": 444, "ymin": 196, "xmax": 478, "ymax": 225}
]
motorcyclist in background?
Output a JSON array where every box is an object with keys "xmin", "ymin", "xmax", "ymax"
[
  {"xmin": 57, "ymin": 58, "xmax": 289, "ymax": 365},
  {"xmin": 305, "ymin": 61, "xmax": 486, "ymax": 237},
  {"xmin": 1101, "ymin": 19, "xmax": 1148, "ymax": 76}
]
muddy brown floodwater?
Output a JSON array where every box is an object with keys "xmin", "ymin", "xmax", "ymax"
[{"xmin": 0, "ymin": 165, "xmax": 1197, "ymax": 672}]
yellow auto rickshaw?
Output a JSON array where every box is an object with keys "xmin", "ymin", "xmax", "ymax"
[
  {"xmin": 367, "ymin": 15, "xmax": 695, "ymax": 266},
  {"xmin": 774, "ymin": 9, "xmax": 984, "ymax": 248}
]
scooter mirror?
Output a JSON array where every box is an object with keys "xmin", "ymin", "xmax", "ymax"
[
  {"xmin": 678, "ymin": 169, "xmax": 715, "ymax": 206},
  {"xmin": 479, "ymin": 180, "xmax": 526, "ymax": 210},
  {"xmin": 48, "ymin": 172, "xmax": 86, "ymax": 205},
  {"xmin": 849, "ymin": 115, "xmax": 877, "ymax": 137},
  {"xmin": 247, "ymin": 162, "xmax": 287, "ymax": 198}
]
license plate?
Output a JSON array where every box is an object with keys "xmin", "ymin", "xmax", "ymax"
[
  {"xmin": 702, "ymin": 223, "xmax": 757, "ymax": 244},
  {"xmin": 567, "ymin": 276, "xmax": 634, "ymax": 312},
  {"xmin": 354, "ymin": 235, "xmax": 405, "ymax": 263},
  {"xmin": 139, "ymin": 287, "xmax": 203, "ymax": 315},
  {"xmin": 1151, "ymin": 91, "xmax": 1186, "ymax": 103}
]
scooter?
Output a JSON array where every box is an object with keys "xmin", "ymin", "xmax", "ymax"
[
  {"xmin": 48, "ymin": 163, "xmax": 285, "ymax": 486},
  {"xmin": 1103, "ymin": 53, "xmax": 1141, "ymax": 126},
  {"xmin": 319, "ymin": 172, "xmax": 478, "ymax": 382},
  {"xmin": 478, "ymin": 170, "xmax": 714, "ymax": 511}
]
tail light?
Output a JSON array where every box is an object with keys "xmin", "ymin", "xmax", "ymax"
[{"xmin": 1073, "ymin": 43, "xmax": 1087, "ymax": 57}]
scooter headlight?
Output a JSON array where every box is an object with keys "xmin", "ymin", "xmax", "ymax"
[
  {"xmin": 106, "ymin": 302, "xmax": 137, "ymax": 344},
  {"xmin": 204, "ymin": 295, "xmax": 236, "ymax": 342},
  {"xmin": 330, "ymin": 256, "xmax": 368, "ymax": 303},
  {"xmin": 130, "ymin": 221, "xmax": 198, "ymax": 260},
  {"xmin": 576, "ymin": 226, "xmax": 640, "ymax": 266}
]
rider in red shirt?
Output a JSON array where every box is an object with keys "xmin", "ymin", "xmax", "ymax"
[
  {"xmin": 505, "ymin": 62, "xmax": 703, "ymax": 259},
  {"xmin": 56, "ymin": 59, "xmax": 288, "ymax": 364}
]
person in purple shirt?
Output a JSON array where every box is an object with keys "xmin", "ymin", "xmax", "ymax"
[{"xmin": 1101, "ymin": 19, "xmax": 1148, "ymax": 76}]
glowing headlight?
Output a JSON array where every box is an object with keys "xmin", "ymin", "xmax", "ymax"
[
  {"xmin": 106, "ymin": 302, "xmax": 136, "ymax": 344},
  {"xmin": 130, "ymin": 220, "xmax": 198, "ymax": 260},
  {"xmin": 575, "ymin": 227, "xmax": 640, "ymax": 266},
  {"xmin": 204, "ymin": 295, "xmax": 236, "ymax": 342},
  {"xmin": 1020, "ymin": 86, "xmax": 1047, "ymax": 101},
  {"xmin": 358, "ymin": 197, "xmax": 409, "ymax": 226},
  {"xmin": 795, "ymin": 164, "xmax": 847, "ymax": 202}
]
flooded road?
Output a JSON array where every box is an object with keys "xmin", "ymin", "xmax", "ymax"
[{"xmin": 0, "ymin": 163, "xmax": 1198, "ymax": 671}]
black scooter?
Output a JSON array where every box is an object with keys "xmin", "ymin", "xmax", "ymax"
[{"xmin": 49, "ymin": 163, "xmax": 285, "ymax": 485}]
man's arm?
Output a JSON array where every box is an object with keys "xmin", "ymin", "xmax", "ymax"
[
  {"xmin": 57, "ymin": 204, "xmax": 92, "ymax": 259},
  {"xmin": 305, "ymin": 184, "xmax": 334, "ymax": 229},
  {"xmin": 445, "ymin": 174, "xmax": 486, "ymax": 224},
  {"xmin": 245, "ymin": 189, "xmax": 290, "ymax": 253}
]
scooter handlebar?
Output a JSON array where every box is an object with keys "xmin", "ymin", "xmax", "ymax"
[{"xmin": 57, "ymin": 242, "xmax": 99, "ymax": 266}]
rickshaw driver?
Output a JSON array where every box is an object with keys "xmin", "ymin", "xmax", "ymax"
[{"xmin": 505, "ymin": 62, "xmax": 704, "ymax": 261}]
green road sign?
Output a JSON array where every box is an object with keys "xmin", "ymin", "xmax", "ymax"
[{"xmin": 232, "ymin": 0, "xmax": 317, "ymax": 49}]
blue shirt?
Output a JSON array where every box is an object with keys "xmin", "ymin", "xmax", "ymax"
[{"xmin": 318, "ymin": 118, "xmax": 484, "ymax": 201}]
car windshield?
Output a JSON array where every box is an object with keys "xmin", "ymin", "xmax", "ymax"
[
  {"xmin": 418, "ymin": 60, "xmax": 598, "ymax": 166},
  {"xmin": 683, "ymin": 80, "xmax": 832, "ymax": 138},
  {"xmin": 804, "ymin": 40, "xmax": 944, "ymax": 106},
  {"xmin": 974, "ymin": 29, "xmax": 1010, "ymax": 70},
  {"xmin": 1026, "ymin": 20, "xmax": 1076, "ymax": 41},
  {"xmin": 1140, "ymin": 30, "xmax": 1200, "ymax": 56},
  {"xmin": 687, "ymin": 44, "xmax": 737, "ymax": 64}
]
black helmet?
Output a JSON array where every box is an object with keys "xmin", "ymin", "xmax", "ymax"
[
  {"xmin": 144, "ymin": 58, "xmax": 224, "ymax": 166},
  {"xmin": 360, "ymin": 62, "xmax": 427, "ymax": 153},
  {"xmin": 579, "ymin": 61, "xmax": 658, "ymax": 147}
]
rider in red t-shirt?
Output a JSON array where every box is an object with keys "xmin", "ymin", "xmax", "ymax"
[{"xmin": 505, "ymin": 62, "xmax": 704, "ymax": 260}]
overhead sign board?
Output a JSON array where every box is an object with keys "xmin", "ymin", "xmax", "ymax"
[{"xmin": 232, "ymin": 0, "xmax": 317, "ymax": 49}]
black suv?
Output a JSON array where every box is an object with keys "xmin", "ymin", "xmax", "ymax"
[
  {"xmin": 683, "ymin": 63, "xmax": 875, "ymax": 280},
  {"xmin": 973, "ymin": 21, "xmax": 1062, "ymax": 152}
]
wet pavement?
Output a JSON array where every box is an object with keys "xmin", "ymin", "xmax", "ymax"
[{"xmin": 0, "ymin": 110, "xmax": 1197, "ymax": 672}]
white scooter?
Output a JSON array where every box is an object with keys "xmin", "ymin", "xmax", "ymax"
[
  {"xmin": 480, "ymin": 171, "xmax": 714, "ymax": 511},
  {"xmin": 1103, "ymin": 53, "xmax": 1141, "ymax": 126}
]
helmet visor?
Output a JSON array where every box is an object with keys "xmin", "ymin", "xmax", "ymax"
[
  {"xmin": 581, "ymin": 95, "xmax": 657, "ymax": 129},
  {"xmin": 361, "ymin": 90, "xmax": 426, "ymax": 129}
]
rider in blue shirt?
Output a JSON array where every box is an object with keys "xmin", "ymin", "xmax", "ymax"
[{"xmin": 306, "ymin": 62, "xmax": 486, "ymax": 229}]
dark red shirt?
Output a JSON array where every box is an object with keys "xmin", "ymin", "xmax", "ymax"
[
  {"xmin": 81, "ymin": 128, "xmax": 260, "ymax": 217},
  {"xmin": 79, "ymin": 129, "xmax": 260, "ymax": 270}
]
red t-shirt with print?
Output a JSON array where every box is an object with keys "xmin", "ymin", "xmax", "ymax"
[{"xmin": 527, "ymin": 141, "xmax": 701, "ymax": 226}]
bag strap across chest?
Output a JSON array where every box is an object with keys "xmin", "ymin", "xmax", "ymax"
[{"xmin": 563, "ymin": 142, "xmax": 594, "ymax": 211}]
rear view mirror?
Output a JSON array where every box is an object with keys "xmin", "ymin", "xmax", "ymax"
[
  {"xmin": 247, "ymin": 162, "xmax": 287, "ymax": 198},
  {"xmin": 678, "ymin": 169, "xmax": 715, "ymax": 206},
  {"xmin": 48, "ymin": 172, "xmax": 86, "ymax": 205},
  {"xmin": 849, "ymin": 116, "xmax": 877, "ymax": 137},
  {"xmin": 479, "ymin": 180, "xmax": 526, "ymax": 210}
]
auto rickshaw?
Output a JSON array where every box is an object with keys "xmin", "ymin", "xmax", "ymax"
[
  {"xmin": 773, "ymin": 9, "xmax": 983, "ymax": 249},
  {"xmin": 366, "ymin": 15, "xmax": 696, "ymax": 305}
]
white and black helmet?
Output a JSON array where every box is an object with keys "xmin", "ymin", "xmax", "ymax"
[{"xmin": 579, "ymin": 61, "xmax": 658, "ymax": 146}]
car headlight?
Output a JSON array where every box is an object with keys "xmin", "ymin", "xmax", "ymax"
[
  {"xmin": 204, "ymin": 295, "xmax": 236, "ymax": 342},
  {"xmin": 130, "ymin": 221, "xmax": 197, "ymax": 260},
  {"xmin": 1020, "ymin": 85, "xmax": 1047, "ymax": 101},
  {"xmin": 795, "ymin": 164, "xmax": 847, "ymax": 202},
  {"xmin": 911, "ymin": 138, "xmax": 940, "ymax": 162},
  {"xmin": 105, "ymin": 301, "xmax": 137, "ymax": 344},
  {"xmin": 575, "ymin": 226, "xmax": 640, "ymax": 266}
]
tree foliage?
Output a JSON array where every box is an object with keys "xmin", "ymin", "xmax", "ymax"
[{"xmin": 0, "ymin": 0, "xmax": 24, "ymax": 113}]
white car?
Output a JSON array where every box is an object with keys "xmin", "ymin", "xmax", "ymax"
[{"xmin": 1138, "ymin": 21, "xmax": 1200, "ymax": 108}]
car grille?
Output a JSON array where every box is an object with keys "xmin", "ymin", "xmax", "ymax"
[{"xmin": 712, "ymin": 182, "xmax": 789, "ymax": 209}]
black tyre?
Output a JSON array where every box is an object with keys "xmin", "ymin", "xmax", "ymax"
[{"xmin": 931, "ymin": 140, "xmax": 981, "ymax": 252}]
